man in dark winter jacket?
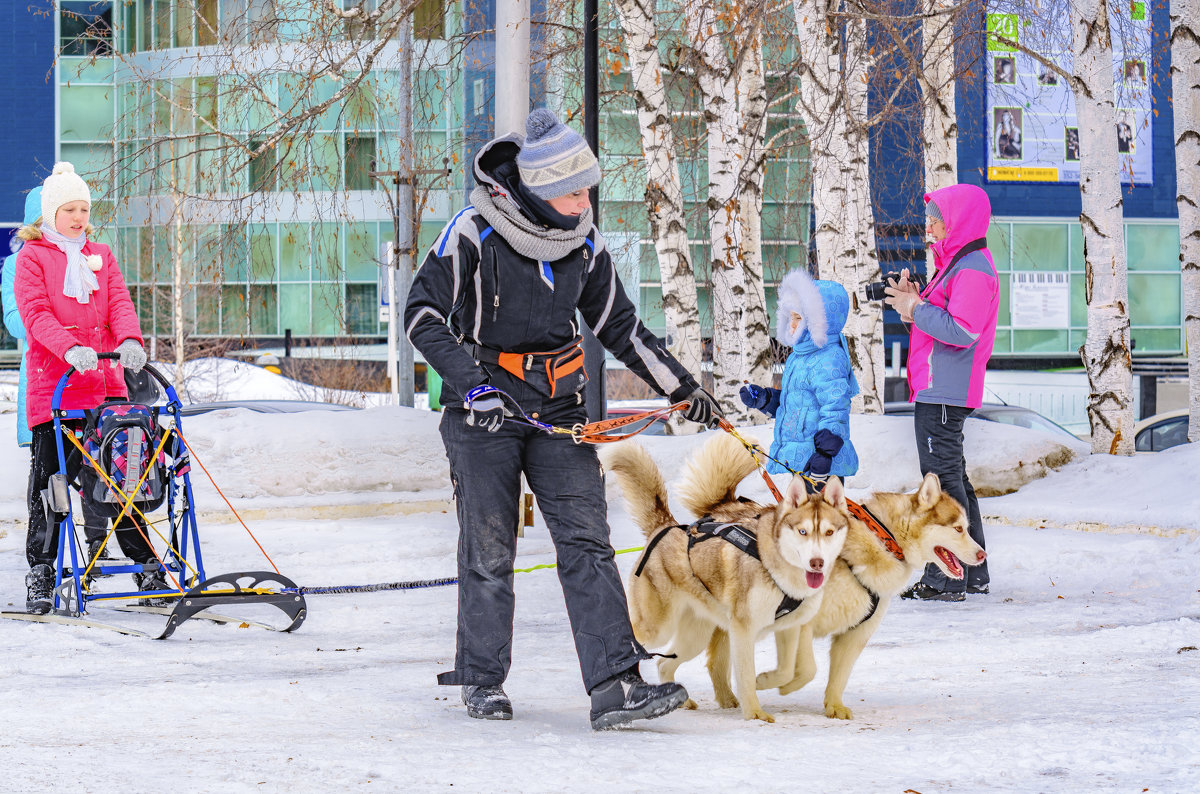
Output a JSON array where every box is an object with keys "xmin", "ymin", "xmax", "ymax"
[{"xmin": 404, "ymin": 109, "xmax": 721, "ymax": 730}]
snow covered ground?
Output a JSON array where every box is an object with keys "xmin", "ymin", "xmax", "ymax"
[{"xmin": 0, "ymin": 359, "xmax": 1196, "ymax": 792}]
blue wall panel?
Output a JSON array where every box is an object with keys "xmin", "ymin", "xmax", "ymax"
[{"xmin": 1, "ymin": 3, "xmax": 56, "ymax": 225}]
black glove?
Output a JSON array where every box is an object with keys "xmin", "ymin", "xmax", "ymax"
[
  {"xmin": 681, "ymin": 388, "xmax": 723, "ymax": 428},
  {"xmin": 464, "ymin": 386, "xmax": 507, "ymax": 432},
  {"xmin": 738, "ymin": 384, "xmax": 769, "ymax": 410},
  {"xmin": 812, "ymin": 428, "xmax": 845, "ymax": 458},
  {"xmin": 804, "ymin": 450, "xmax": 833, "ymax": 476}
]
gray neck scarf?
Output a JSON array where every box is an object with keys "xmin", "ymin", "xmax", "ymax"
[
  {"xmin": 40, "ymin": 223, "xmax": 98, "ymax": 304},
  {"xmin": 470, "ymin": 185, "xmax": 592, "ymax": 262}
]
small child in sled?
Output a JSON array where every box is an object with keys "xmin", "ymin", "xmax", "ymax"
[
  {"xmin": 740, "ymin": 268, "xmax": 859, "ymax": 490},
  {"xmin": 13, "ymin": 162, "xmax": 161, "ymax": 614}
]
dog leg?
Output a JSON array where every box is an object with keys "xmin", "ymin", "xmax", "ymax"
[
  {"xmin": 823, "ymin": 623, "xmax": 876, "ymax": 720},
  {"xmin": 778, "ymin": 623, "xmax": 818, "ymax": 696},
  {"xmin": 705, "ymin": 628, "xmax": 738, "ymax": 709},
  {"xmin": 730, "ymin": 626, "xmax": 773, "ymax": 722},
  {"xmin": 756, "ymin": 624, "xmax": 799, "ymax": 691},
  {"xmin": 657, "ymin": 614, "xmax": 712, "ymax": 711}
]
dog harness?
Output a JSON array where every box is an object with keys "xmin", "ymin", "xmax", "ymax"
[
  {"xmin": 633, "ymin": 518, "xmax": 806, "ymax": 620},
  {"xmin": 846, "ymin": 501, "xmax": 905, "ymax": 561}
]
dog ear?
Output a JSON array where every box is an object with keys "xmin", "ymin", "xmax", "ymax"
[
  {"xmin": 916, "ymin": 472, "xmax": 942, "ymax": 510},
  {"xmin": 783, "ymin": 474, "xmax": 808, "ymax": 508},
  {"xmin": 822, "ymin": 476, "xmax": 847, "ymax": 510}
]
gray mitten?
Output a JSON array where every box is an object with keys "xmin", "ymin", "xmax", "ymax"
[
  {"xmin": 116, "ymin": 338, "xmax": 147, "ymax": 373},
  {"xmin": 64, "ymin": 345, "xmax": 98, "ymax": 372}
]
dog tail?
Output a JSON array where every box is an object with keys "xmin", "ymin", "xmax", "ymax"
[
  {"xmin": 676, "ymin": 431, "xmax": 761, "ymax": 518},
  {"xmin": 600, "ymin": 441, "xmax": 678, "ymax": 537}
]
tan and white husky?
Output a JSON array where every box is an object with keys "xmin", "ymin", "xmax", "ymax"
[
  {"xmin": 602, "ymin": 434, "xmax": 849, "ymax": 722},
  {"xmin": 690, "ymin": 459, "xmax": 988, "ymax": 720}
]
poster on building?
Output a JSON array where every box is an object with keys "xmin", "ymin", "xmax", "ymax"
[
  {"xmin": 1010, "ymin": 272, "xmax": 1070, "ymax": 329},
  {"xmin": 985, "ymin": 2, "xmax": 1152, "ymax": 184}
]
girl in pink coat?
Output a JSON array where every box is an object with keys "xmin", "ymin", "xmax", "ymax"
[{"xmin": 13, "ymin": 162, "xmax": 162, "ymax": 614}]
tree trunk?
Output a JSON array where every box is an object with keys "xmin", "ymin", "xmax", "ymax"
[
  {"xmin": 922, "ymin": 0, "xmax": 958, "ymax": 278},
  {"xmin": 1172, "ymin": 0, "xmax": 1200, "ymax": 442},
  {"xmin": 735, "ymin": 24, "xmax": 774, "ymax": 424},
  {"xmin": 1072, "ymin": 0, "xmax": 1134, "ymax": 454},
  {"xmin": 683, "ymin": 0, "xmax": 751, "ymax": 421},
  {"xmin": 613, "ymin": 0, "xmax": 704, "ymax": 386}
]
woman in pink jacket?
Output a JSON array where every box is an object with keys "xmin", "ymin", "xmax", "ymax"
[
  {"xmin": 885, "ymin": 183, "xmax": 999, "ymax": 602},
  {"xmin": 13, "ymin": 162, "xmax": 162, "ymax": 614}
]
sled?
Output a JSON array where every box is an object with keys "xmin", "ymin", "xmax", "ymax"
[{"xmin": 5, "ymin": 356, "xmax": 307, "ymax": 639}]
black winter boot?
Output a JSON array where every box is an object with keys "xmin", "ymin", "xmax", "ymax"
[
  {"xmin": 134, "ymin": 569, "xmax": 174, "ymax": 607},
  {"xmin": 589, "ymin": 666, "xmax": 688, "ymax": 730},
  {"xmin": 461, "ymin": 685, "xmax": 513, "ymax": 720},
  {"xmin": 25, "ymin": 564, "xmax": 55, "ymax": 615}
]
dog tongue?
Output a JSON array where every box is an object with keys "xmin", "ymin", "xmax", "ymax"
[{"xmin": 806, "ymin": 571, "xmax": 824, "ymax": 588}]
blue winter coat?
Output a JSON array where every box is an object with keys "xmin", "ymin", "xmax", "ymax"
[
  {"xmin": 2, "ymin": 186, "xmax": 41, "ymax": 447},
  {"xmin": 766, "ymin": 276, "xmax": 859, "ymax": 477}
]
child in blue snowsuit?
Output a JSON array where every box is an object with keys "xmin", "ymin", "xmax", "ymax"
[{"xmin": 740, "ymin": 268, "xmax": 859, "ymax": 488}]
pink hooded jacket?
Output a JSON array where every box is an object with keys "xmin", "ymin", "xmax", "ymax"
[
  {"xmin": 13, "ymin": 236, "xmax": 143, "ymax": 427},
  {"xmin": 907, "ymin": 184, "xmax": 999, "ymax": 408}
]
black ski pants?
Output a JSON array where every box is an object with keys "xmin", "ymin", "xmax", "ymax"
[
  {"xmin": 26, "ymin": 420, "xmax": 157, "ymax": 569},
  {"xmin": 913, "ymin": 402, "xmax": 989, "ymax": 593},
  {"xmin": 435, "ymin": 408, "xmax": 642, "ymax": 693}
]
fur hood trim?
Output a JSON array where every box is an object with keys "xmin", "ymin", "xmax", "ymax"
[{"xmin": 776, "ymin": 269, "xmax": 828, "ymax": 347}]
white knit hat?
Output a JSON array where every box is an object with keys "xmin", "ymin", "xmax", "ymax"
[{"xmin": 41, "ymin": 162, "xmax": 91, "ymax": 229}]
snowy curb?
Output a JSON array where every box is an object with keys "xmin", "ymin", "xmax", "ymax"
[{"xmin": 983, "ymin": 513, "xmax": 1200, "ymax": 539}]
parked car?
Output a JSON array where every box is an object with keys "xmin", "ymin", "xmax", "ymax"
[
  {"xmin": 180, "ymin": 399, "xmax": 356, "ymax": 417},
  {"xmin": 883, "ymin": 401, "xmax": 1080, "ymax": 443},
  {"xmin": 1134, "ymin": 409, "xmax": 1189, "ymax": 452}
]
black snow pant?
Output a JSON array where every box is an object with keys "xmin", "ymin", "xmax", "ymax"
[
  {"xmin": 26, "ymin": 420, "xmax": 157, "ymax": 569},
  {"xmin": 913, "ymin": 402, "xmax": 989, "ymax": 593},
  {"xmin": 435, "ymin": 407, "xmax": 644, "ymax": 693}
]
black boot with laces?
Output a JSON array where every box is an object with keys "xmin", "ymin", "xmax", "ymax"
[
  {"xmin": 588, "ymin": 665, "xmax": 688, "ymax": 730},
  {"xmin": 461, "ymin": 685, "xmax": 513, "ymax": 720},
  {"xmin": 25, "ymin": 564, "xmax": 54, "ymax": 615}
]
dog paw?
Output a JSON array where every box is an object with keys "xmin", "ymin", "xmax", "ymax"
[
  {"xmin": 715, "ymin": 693, "xmax": 739, "ymax": 709},
  {"xmin": 778, "ymin": 676, "xmax": 811, "ymax": 696},
  {"xmin": 824, "ymin": 702, "xmax": 853, "ymax": 720},
  {"xmin": 755, "ymin": 670, "xmax": 789, "ymax": 690},
  {"xmin": 683, "ymin": 698, "xmax": 698, "ymax": 710},
  {"xmin": 745, "ymin": 708, "xmax": 775, "ymax": 723}
]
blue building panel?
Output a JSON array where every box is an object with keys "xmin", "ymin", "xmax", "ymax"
[{"xmin": 1, "ymin": 3, "xmax": 57, "ymax": 224}]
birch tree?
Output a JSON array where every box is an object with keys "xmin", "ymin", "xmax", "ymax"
[
  {"xmin": 790, "ymin": 0, "xmax": 885, "ymax": 413},
  {"xmin": 1172, "ymin": 0, "xmax": 1200, "ymax": 442},
  {"xmin": 1071, "ymin": 0, "xmax": 1134, "ymax": 454},
  {"xmin": 681, "ymin": 0, "xmax": 774, "ymax": 422},
  {"xmin": 922, "ymin": 0, "xmax": 959, "ymax": 239},
  {"xmin": 612, "ymin": 0, "xmax": 704, "ymax": 385}
]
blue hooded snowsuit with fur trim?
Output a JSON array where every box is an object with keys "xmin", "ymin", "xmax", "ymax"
[{"xmin": 764, "ymin": 271, "xmax": 859, "ymax": 478}]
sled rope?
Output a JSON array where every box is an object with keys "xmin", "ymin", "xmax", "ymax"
[
  {"xmin": 464, "ymin": 385, "xmax": 690, "ymax": 444},
  {"xmin": 291, "ymin": 547, "xmax": 647, "ymax": 595},
  {"xmin": 173, "ymin": 428, "xmax": 281, "ymax": 575}
]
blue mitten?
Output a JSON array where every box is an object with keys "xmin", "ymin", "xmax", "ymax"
[{"xmin": 739, "ymin": 384, "xmax": 768, "ymax": 410}]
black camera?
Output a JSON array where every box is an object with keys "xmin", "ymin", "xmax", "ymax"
[{"xmin": 864, "ymin": 271, "xmax": 925, "ymax": 301}]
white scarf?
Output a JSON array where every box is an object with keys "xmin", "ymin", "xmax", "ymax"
[{"xmin": 41, "ymin": 223, "xmax": 99, "ymax": 304}]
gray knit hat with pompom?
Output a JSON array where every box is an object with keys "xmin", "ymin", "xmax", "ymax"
[{"xmin": 516, "ymin": 109, "xmax": 601, "ymax": 200}]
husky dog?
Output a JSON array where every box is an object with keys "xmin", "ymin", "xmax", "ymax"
[
  {"xmin": 696, "ymin": 468, "xmax": 987, "ymax": 720},
  {"xmin": 602, "ymin": 434, "xmax": 849, "ymax": 722}
]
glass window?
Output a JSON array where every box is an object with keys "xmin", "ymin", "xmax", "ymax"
[
  {"xmin": 1010, "ymin": 223, "xmax": 1067, "ymax": 271},
  {"xmin": 1126, "ymin": 224, "xmax": 1179, "ymax": 271},
  {"xmin": 248, "ymin": 224, "xmax": 276, "ymax": 282},
  {"xmin": 346, "ymin": 223, "xmax": 380, "ymax": 280},
  {"xmin": 174, "ymin": 0, "xmax": 196, "ymax": 47},
  {"xmin": 987, "ymin": 222, "xmax": 1011, "ymax": 271},
  {"xmin": 198, "ymin": 0, "xmax": 218, "ymax": 46},
  {"xmin": 279, "ymin": 283, "xmax": 310, "ymax": 334},
  {"xmin": 279, "ymin": 224, "xmax": 309, "ymax": 281},
  {"xmin": 312, "ymin": 223, "xmax": 342, "ymax": 280},
  {"xmin": 345, "ymin": 135, "xmax": 376, "ymax": 190},
  {"xmin": 196, "ymin": 284, "xmax": 221, "ymax": 334},
  {"xmin": 219, "ymin": 0, "xmax": 247, "ymax": 44},
  {"xmin": 220, "ymin": 224, "xmax": 248, "ymax": 281},
  {"xmin": 1069, "ymin": 223, "xmax": 1084, "ymax": 271},
  {"xmin": 221, "ymin": 284, "xmax": 246, "ymax": 335},
  {"xmin": 249, "ymin": 283, "xmax": 277, "ymax": 334},
  {"xmin": 1129, "ymin": 273, "xmax": 1181, "ymax": 325},
  {"xmin": 312, "ymin": 281, "xmax": 342, "ymax": 335},
  {"xmin": 1012, "ymin": 329, "xmax": 1069, "ymax": 353},
  {"xmin": 248, "ymin": 139, "xmax": 277, "ymax": 191},
  {"xmin": 61, "ymin": 1, "xmax": 113, "ymax": 56},
  {"xmin": 415, "ymin": 0, "xmax": 445, "ymax": 39},
  {"xmin": 346, "ymin": 284, "xmax": 378, "ymax": 335},
  {"xmin": 1131, "ymin": 328, "xmax": 1182, "ymax": 354},
  {"xmin": 307, "ymin": 134, "xmax": 340, "ymax": 191},
  {"xmin": 60, "ymin": 85, "xmax": 115, "ymax": 142}
]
